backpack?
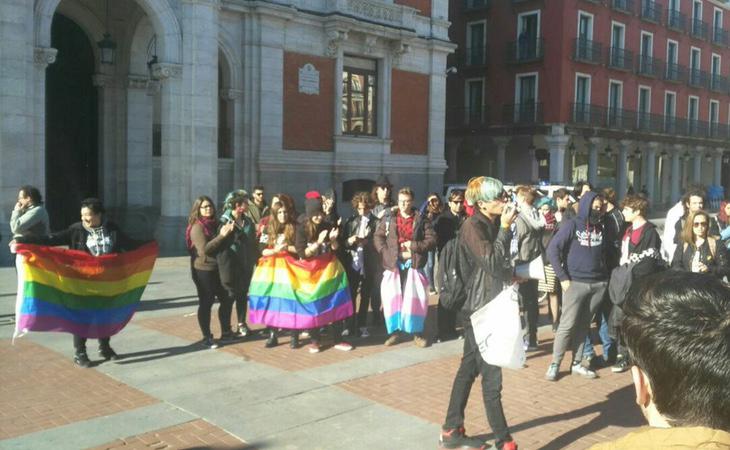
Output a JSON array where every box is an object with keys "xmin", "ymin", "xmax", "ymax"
[{"xmin": 437, "ymin": 234, "xmax": 474, "ymax": 311}]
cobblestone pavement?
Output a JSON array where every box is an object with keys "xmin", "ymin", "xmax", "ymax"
[{"xmin": 0, "ymin": 257, "xmax": 643, "ymax": 450}]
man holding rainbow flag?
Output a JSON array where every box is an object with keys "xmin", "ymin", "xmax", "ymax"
[{"xmin": 13, "ymin": 198, "xmax": 157, "ymax": 368}]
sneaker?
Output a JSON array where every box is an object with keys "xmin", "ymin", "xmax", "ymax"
[
  {"xmin": 334, "ymin": 342, "xmax": 354, "ymax": 351},
  {"xmin": 308, "ymin": 342, "xmax": 321, "ymax": 354},
  {"xmin": 237, "ymin": 323, "xmax": 250, "ymax": 338},
  {"xmin": 502, "ymin": 440, "xmax": 518, "ymax": 450},
  {"xmin": 202, "ymin": 337, "xmax": 219, "ymax": 349},
  {"xmin": 612, "ymin": 355, "xmax": 630, "ymax": 373},
  {"xmin": 359, "ymin": 327, "xmax": 370, "ymax": 338},
  {"xmin": 571, "ymin": 362, "xmax": 598, "ymax": 379},
  {"xmin": 545, "ymin": 362, "xmax": 559, "ymax": 381},
  {"xmin": 384, "ymin": 334, "xmax": 399, "ymax": 346},
  {"xmin": 265, "ymin": 334, "xmax": 278, "ymax": 348},
  {"xmin": 74, "ymin": 352, "xmax": 91, "ymax": 368},
  {"xmin": 414, "ymin": 335, "xmax": 429, "ymax": 348},
  {"xmin": 439, "ymin": 427, "xmax": 486, "ymax": 449},
  {"xmin": 99, "ymin": 347, "xmax": 120, "ymax": 360}
]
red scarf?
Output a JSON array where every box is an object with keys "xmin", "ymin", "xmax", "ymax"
[
  {"xmin": 185, "ymin": 217, "xmax": 218, "ymax": 250},
  {"xmin": 396, "ymin": 212, "xmax": 415, "ymax": 245}
]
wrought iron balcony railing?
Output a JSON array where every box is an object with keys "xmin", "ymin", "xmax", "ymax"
[
  {"xmin": 637, "ymin": 54, "xmax": 663, "ymax": 77},
  {"xmin": 688, "ymin": 68, "xmax": 709, "ymax": 88},
  {"xmin": 506, "ymin": 38, "xmax": 544, "ymax": 63},
  {"xmin": 641, "ymin": 0, "xmax": 662, "ymax": 23},
  {"xmin": 612, "ymin": 0, "xmax": 634, "ymax": 13},
  {"xmin": 502, "ymin": 102, "xmax": 544, "ymax": 124},
  {"xmin": 664, "ymin": 62, "xmax": 687, "ymax": 82},
  {"xmin": 692, "ymin": 18, "xmax": 709, "ymax": 40},
  {"xmin": 446, "ymin": 106, "xmax": 491, "ymax": 129},
  {"xmin": 573, "ymin": 38, "xmax": 602, "ymax": 64},
  {"xmin": 463, "ymin": 0, "xmax": 489, "ymax": 11},
  {"xmin": 668, "ymin": 10, "xmax": 687, "ymax": 31},
  {"xmin": 713, "ymin": 27, "xmax": 730, "ymax": 46},
  {"xmin": 608, "ymin": 47, "xmax": 634, "ymax": 71},
  {"xmin": 710, "ymin": 73, "xmax": 728, "ymax": 92}
]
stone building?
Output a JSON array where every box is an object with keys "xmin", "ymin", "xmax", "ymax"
[{"xmin": 0, "ymin": 0, "xmax": 453, "ymax": 263}]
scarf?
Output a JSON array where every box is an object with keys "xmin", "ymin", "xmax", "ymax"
[{"xmin": 185, "ymin": 217, "xmax": 218, "ymax": 250}]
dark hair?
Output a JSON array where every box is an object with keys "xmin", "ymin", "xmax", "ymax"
[
  {"xmin": 19, "ymin": 185, "xmax": 43, "ymax": 205},
  {"xmin": 573, "ymin": 181, "xmax": 593, "ymax": 199},
  {"xmin": 266, "ymin": 202, "xmax": 295, "ymax": 246},
  {"xmin": 351, "ymin": 191, "xmax": 373, "ymax": 210},
  {"xmin": 448, "ymin": 189, "xmax": 465, "ymax": 202},
  {"xmin": 620, "ymin": 195, "xmax": 649, "ymax": 217},
  {"xmin": 80, "ymin": 197, "xmax": 105, "ymax": 215},
  {"xmin": 370, "ymin": 184, "xmax": 393, "ymax": 206},
  {"xmin": 680, "ymin": 210, "xmax": 711, "ymax": 248},
  {"xmin": 602, "ymin": 187, "xmax": 617, "ymax": 205},
  {"xmin": 253, "ymin": 185, "xmax": 265, "ymax": 192},
  {"xmin": 187, "ymin": 196, "xmax": 215, "ymax": 225},
  {"xmin": 622, "ymin": 271, "xmax": 730, "ymax": 431},
  {"xmin": 682, "ymin": 185, "xmax": 706, "ymax": 217},
  {"xmin": 553, "ymin": 188, "xmax": 570, "ymax": 200}
]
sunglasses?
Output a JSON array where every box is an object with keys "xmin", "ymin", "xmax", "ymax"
[{"xmin": 451, "ymin": 200, "xmax": 464, "ymax": 204}]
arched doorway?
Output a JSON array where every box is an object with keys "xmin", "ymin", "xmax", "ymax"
[{"xmin": 46, "ymin": 13, "xmax": 98, "ymax": 228}]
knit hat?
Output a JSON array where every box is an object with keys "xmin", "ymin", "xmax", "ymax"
[
  {"xmin": 305, "ymin": 190, "xmax": 321, "ymax": 200},
  {"xmin": 375, "ymin": 175, "xmax": 392, "ymax": 188},
  {"xmin": 305, "ymin": 196, "xmax": 323, "ymax": 218}
]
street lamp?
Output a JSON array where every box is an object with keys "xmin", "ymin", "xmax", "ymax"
[
  {"xmin": 97, "ymin": 0, "xmax": 116, "ymax": 65},
  {"xmin": 660, "ymin": 150, "xmax": 669, "ymax": 158},
  {"xmin": 604, "ymin": 144, "xmax": 613, "ymax": 156}
]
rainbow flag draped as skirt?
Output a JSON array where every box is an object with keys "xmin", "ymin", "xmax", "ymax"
[
  {"xmin": 13, "ymin": 242, "xmax": 158, "ymax": 339},
  {"xmin": 248, "ymin": 252, "xmax": 353, "ymax": 330},
  {"xmin": 380, "ymin": 268, "xmax": 429, "ymax": 334}
]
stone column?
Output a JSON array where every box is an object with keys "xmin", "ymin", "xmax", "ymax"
[
  {"xmin": 223, "ymin": 89, "xmax": 244, "ymax": 189},
  {"xmin": 587, "ymin": 137, "xmax": 601, "ymax": 186},
  {"xmin": 693, "ymin": 147, "xmax": 704, "ymax": 183},
  {"xmin": 645, "ymin": 142, "xmax": 659, "ymax": 204},
  {"xmin": 93, "ymin": 73, "xmax": 119, "ymax": 206},
  {"xmin": 714, "ymin": 148, "xmax": 724, "ymax": 187},
  {"xmin": 546, "ymin": 134, "xmax": 569, "ymax": 184},
  {"xmin": 126, "ymin": 76, "xmax": 154, "ymax": 206},
  {"xmin": 494, "ymin": 137, "xmax": 509, "ymax": 181},
  {"xmin": 670, "ymin": 144, "xmax": 683, "ymax": 204},
  {"xmin": 617, "ymin": 140, "xmax": 631, "ymax": 200},
  {"xmin": 426, "ymin": 45, "xmax": 448, "ymax": 193}
]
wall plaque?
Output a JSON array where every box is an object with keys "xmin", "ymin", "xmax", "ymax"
[{"xmin": 298, "ymin": 63, "xmax": 320, "ymax": 95}]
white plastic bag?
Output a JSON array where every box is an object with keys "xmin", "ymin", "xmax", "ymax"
[{"xmin": 470, "ymin": 283, "xmax": 526, "ymax": 370}]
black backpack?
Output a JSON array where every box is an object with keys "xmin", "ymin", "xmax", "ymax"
[{"xmin": 437, "ymin": 235, "xmax": 474, "ymax": 311}]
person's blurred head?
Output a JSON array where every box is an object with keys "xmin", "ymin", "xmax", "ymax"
[
  {"xmin": 553, "ymin": 188, "xmax": 571, "ymax": 211},
  {"xmin": 252, "ymin": 185, "xmax": 265, "ymax": 205},
  {"xmin": 515, "ymin": 185, "xmax": 537, "ymax": 207},
  {"xmin": 470, "ymin": 177, "xmax": 508, "ymax": 218},
  {"xmin": 621, "ymin": 195, "xmax": 649, "ymax": 223},
  {"xmin": 224, "ymin": 190, "xmax": 249, "ymax": 218},
  {"xmin": 427, "ymin": 192, "xmax": 442, "ymax": 215},
  {"xmin": 682, "ymin": 210, "xmax": 711, "ymax": 244},
  {"xmin": 80, "ymin": 197, "xmax": 105, "ymax": 228},
  {"xmin": 351, "ymin": 192, "xmax": 373, "ymax": 217},
  {"xmin": 397, "ymin": 187, "xmax": 414, "ymax": 216},
  {"xmin": 448, "ymin": 189, "xmax": 465, "ymax": 215},
  {"xmin": 622, "ymin": 271, "xmax": 730, "ymax": 430},
  {"xmin": 682, "ymin": 185, "xmax": 706, "ymax": 216},
  {"xmin": 372, "ymin": 175, "xmax": 393, "ymax": 206},
  {"xmin": 602, "ymin": 187, "xmax": 617, "ymax": 208},
  {"xmin": 18, "ymin": 185, "xmax": 42, "ymax": 207},
  {"xmin": 573, "ymin": 181, "xmax": 593, "ymax": 200},
  {"xmin": 188, "ymin": 196, "xmax": 215, "ymax": 224}
]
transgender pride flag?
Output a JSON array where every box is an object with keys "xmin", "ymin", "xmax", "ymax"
[{"xmin": 13, "ymin": 242, "xmax": 158, "ymax": 339}]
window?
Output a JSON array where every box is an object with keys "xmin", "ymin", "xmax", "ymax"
[
  {"xmin": 517, "ymin": 11, "xmax": 540, "ymax": 60},
  {"xmin": 608, "ymin": 81, "xmax": 623, "ymax": 126},
  {"xmin": 341, "ymin": 57, "xmax": 377, "ymax": 136},
  {"xmin": 640, "ymin": 32, "xmax": 654, "ymax": 75},
  {"xmin": 466, "ymin": 79, "xmax": 484, "ymax": 124},
  {"xmin": 638, "ymin": 86, "xmax": 651, "ymax": 129},
  {"xmin": 515, "ymin": 73, "xmax": 538, "ymax": 122},
  {"xmin": 690, "ymin": 48, "xmax": 701, "ymax": 71},
  {"xmin": 574, "ymin": 74, "xmax": 591, "ymax": 122},
  {"xmin": 712, "ymin": 54, "xmax": 721, "ymax": 75},
  {"xmin": 665, "ymin": 91, "xmax": 677, "ymax": 132},
  {"xmin": 576, "ymin": 13, "xmax": 594, "ymax": 60},
  {"xmin": 610, "ymin": 23, "xmax": 627, "ymax": 68},
  {"xmin": 710, "ymin": 100, "xmax": 720, "ymax": 135},
  {"xmin": 467, "ymin": 21, "xmax": 487, "ymax": 66},
  {"xmin": 667, "ymin": 40, "xmax": 678, "ymax": 65},
  {"xmin": 688, "ymin": 96, "xmax": 700, "ymax": 134}
]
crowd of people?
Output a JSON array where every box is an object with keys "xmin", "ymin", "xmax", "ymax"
[{"xmin": 7, "ymin": 176, "xmax": 730, "ymax": 450}]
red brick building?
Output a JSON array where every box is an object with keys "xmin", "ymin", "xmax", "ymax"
[{"xmin": 446, "ymin": 0, "xmax": 730, "ymax": 205}]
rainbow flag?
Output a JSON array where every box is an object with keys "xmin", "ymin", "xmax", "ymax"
[
  {"xmin": 14, "ymin": 242, "xmax": 158, "ymax": 339},
  {"xmin": 248, "ymin": 252, "xmax": 353, "ymax": 329}
]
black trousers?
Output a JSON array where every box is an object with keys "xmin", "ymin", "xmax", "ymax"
[
  {"xmin": 437, "ymin": 300, "xmax": 458, "ymax": 338},
  {"xmin": 193, "ymin": 268, "xmax": 232, "ymax": 338},
  {"xmin": 347, "ymin": 269, "xmax": 373, "ymax": 330},
  {"xmin": 443, "ymin": 323, "xmax": 512, "ymax": 447},
  {"xmin": 519, "ymin": 279, "xmax": 539, "ymax": 345},
  {"xmin": 73, "ymin": 336, "xmax": 110, "ymax": 353}
]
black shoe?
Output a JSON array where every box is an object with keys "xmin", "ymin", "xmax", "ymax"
[
  {"xmin": 74, "ymin": 352, "xmax": 91, "ymax": 368},
  {"xmin": 439, "ymin": 427, "xmax": 485, "ymax": 449},
  {"xmin": 237, "ymin": 323, "xmax": 250, "ymax": 338},
  {"xmin": 220, "ymin": 331, "xmax": 238, "ymax": 343},
  {"xmin": 290, "ymin": 334, "xmax": 299, "ymax": 349},
  {"xmin": 99, "ymin": 347, "xmax": 119, "ymax": 360},
  {"xmin": 201, "ymin": 336, "xmax": 219, "ymax": 349},
  {"xmin": 265, "ymin": 333, "xmax": 278, "ymax": 348}
]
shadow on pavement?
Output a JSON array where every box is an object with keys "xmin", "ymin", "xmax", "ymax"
[
  {"xmin": 475, "ymin": 384, "xmax": 643, "ymax": 449},
  {"xmin": 114, "ymin": 342, "xmax": 209, "ymax": 364},
  {"xmin": 138, "ymin": 295, "xmax": 199, "ymax": 312}
]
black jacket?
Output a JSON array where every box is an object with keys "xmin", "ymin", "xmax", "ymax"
[
  {"xmin": 671, "ymin": 236, "xmax": 730, "ymax": 279},
  {"xmin": 206, "ymin": 217, "xmax": 257, "ymax": 293},
  {"xmin": 16, "ymin": 221, "xmax": 142, "ymax": 255},
  {"xmin": 459, "ymin": 210, "xmax": 513, "ymax": 316},
  {"xmin": 433, "ymin": 209, "xmax": 465, "ymax": 252},
  {"xmin": 342, "ymin": 213, "xmax": 377, "ymax": 275},
  {"xmin": 623, "ymin": 221, "xmax": 662, "ymax": 279}
]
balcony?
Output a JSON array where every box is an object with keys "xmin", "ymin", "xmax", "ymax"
[
  {"xmin": 506, "ymin": 38, "xmax": 544, "ymax": 64},
  {"xmin": 608, "ymin": 47, "xmax": 634, "ymax": 71},
  {"xmin": 691, "ymin": 19, "xmax": 709, "ymax": 40},
  {"xmin": 463, "ymin": 0, "xmax": 489, "ymax": 11},
  {"xmin": 688, "ymin": 68, "xmax": 709, "ymax": 88},
  {"xmin": 502, "ymin": 102, "xmax": 543, "ymax": 124},
  {"xmin": 710, "ymin": 73, "xmax": 728, "ymax": 93},
  {"xmin": 461, "ymin": 46, "xmax": 488, "ymax": 67},
  {"xmin": 612, "ymin": 0, "xmax": 634, "ymax": 14},
  {"xmin": 568, "ymin": 104, "xmax": 730, "ymax": 140},
  {"xmin": 573, "ymin": 38, "xmax": 602, "ymax": 64},
  {"xmin": 713, "ymin": 27, "xmax": 730, "ymax": 46},
  {"xmin": 637, "ymin": 54, "xmax": 663, "ymax": 77},
  {"xmin": 664, "ymin": 62, "xmax": 687, "ymax": 82},
  {"xmin": 640, "ymin": 0, "xmax": 662, "ymax": 23},
  {"xmin": 446, "ymin": 106, "xmax": 490, "ymax": 130},
  {"xmin": 668, "ymin": 10, "xmax": 687, "ymax": 32}
]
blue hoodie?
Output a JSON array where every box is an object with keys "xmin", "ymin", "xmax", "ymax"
[{"xmin": 546, "ymin": 191, "xmax": 608, "ymax": 283}]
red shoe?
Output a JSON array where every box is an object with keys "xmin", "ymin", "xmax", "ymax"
[{"xmin": 502, "ymin": 440, "xmax": 518, "ymax": 450}]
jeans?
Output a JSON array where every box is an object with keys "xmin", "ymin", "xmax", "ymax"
[
  {"xmin": 443, "ymin": 322, "xmax": 512, "ymax": 447},
  {"xmin": 581, "ymin": 297, "xmax": 615, "ymax": 362},
  {"xmin": 426, "ymin": 250, "xmax": 436, "ymax": 289},
  {"xmin": 551, "ymin": 280, "xmax": 607, "ymax": 366},
  {"xmin": 347, "ymin": 269, "xmax": 373, "ymax": 330},
  {"xmin": 193, "ymin": 268, "xmax": 232, "ymax": 338}
]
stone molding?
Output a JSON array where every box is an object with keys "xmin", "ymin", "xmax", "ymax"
[
  {"xmin": 34, "ymin": 47, "xmax": 57, "ymax": 67},
  {"xmin": 343, "ymin": 0, "xmax": 416, "ymax": 29},
  {"xmin": 390, "ymin": 40, "xmax": 411, "ymax": 66},
  {"xmin": 325, "ymin": 29, "xmax": 348, "ymax": 58},
  {"xmin": 181, "ymin": 0, "xmax": 221, "ymax": 7},
  {"xmin": 364, "ymin": 36, "xmax": 378, "ymax": 55},
  {"xmin": 219, "ymin": 88, "xmax": 242, "ymax": 100},
  {"xmin": 151, "ymin": 62, "xmax": 183, "ymax": 80},
  {"xmin": 127, "ymin": 75, "xmax": 149, "ymax": 90},
  {"xmin": 92, "ymin": 73, "xmax": 115, "ymax": 88}
]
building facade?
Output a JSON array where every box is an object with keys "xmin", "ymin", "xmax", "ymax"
[
  {"xmin": 446, "ymin": 0, "xmax": 730, "ymax": 206},
  {"xmin": 0, "ymin": 0, "xmax": 453, "ymax": 263}
]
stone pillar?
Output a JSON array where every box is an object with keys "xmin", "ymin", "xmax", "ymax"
[
  {"xmin": 126, "ymin": 76, "xmax": 154, "ymax": 206},
  {"xmin": 693, "ymin": 147, "xmax": 704, "ymax": 183},
  {"xmin": 93, "ymin": 73, "xmax": 119, "ymax": 206},
  {"xmin": 587, "ymin": 137, "xmax": 601, "ymax": 186},
  {"xmin": 223, "ymin": 89, "xmax": 244, "ymax": 189},
  {"xmin": 494, "ymin": 137, "xmax": 509, "ymax": 181},
  {"xmin": 670, "ymin": 145, "xmax": 683, "ymax": 204},
  {"xmin": 714, "ymin": 148, "xmax": 724, "ymax": 187},
  {"xmin": 617, "ymin": 140, "xmax": 631, "ymax": 200},
  {"xmin": 426, "ymin": 47, "xmax": 448, "ymax": 193},
  {"xmin": 645, "ymin": 142, "xmax": 659, "ymax": 205},
  {"xmin": 546, "ymin": 134, "xmax": 569, "ymax": 184}
]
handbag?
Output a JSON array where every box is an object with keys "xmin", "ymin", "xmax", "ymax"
[{"xmin": 470, "ymin": 284, "xmax": 526, "ymax": 370}]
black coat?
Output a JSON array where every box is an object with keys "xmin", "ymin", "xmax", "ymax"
[
  {"xmin": 671, "ymin": 236, "xmax": 730, "ymax": 279},
  {"xmin": 433, "ymin": 209, "xmax": 465, "ymax": 252},
  {"xmin": 342, "ymin": 213, "xmax": 377, "ymax": 276},
  {"xmin": 16, "ymin": 221, "xmax": 142, "ymax": 255},
  {"xmin": 206, "ymin": 217, "xmax": 257, "ymax": 294}
]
